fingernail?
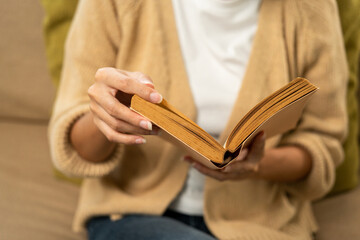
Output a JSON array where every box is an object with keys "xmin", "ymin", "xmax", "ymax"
[
  {"xmin": 261, "ymin": 132, "xmax": 266, "ymax": 140},
  {"xmin": 135, "ymin": 138, "xmax": 146, "ymax": 144},
  {"xmin": 150, "ymin": 92, "xmax": 163, "ymax": 103},
  {"xmin": 140, "ymin": 78, "xmax": 154, "ymax": 86},
  {"xmin": 139, "ymin": 120, "xmax": 152, "ymax": 130}
]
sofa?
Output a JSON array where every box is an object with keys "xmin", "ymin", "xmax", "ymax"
[
  {"xmin": 0, "ymin": 1, "xmax": 84, "ymax": 239},
  {"xmin": 0, "ymin": 1, "xmax": 359, "ymax": 240}
]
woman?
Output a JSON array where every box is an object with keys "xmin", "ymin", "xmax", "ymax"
[{"xmin": 49, "ymin": 0, "xmax": 348, "ymax": 239}]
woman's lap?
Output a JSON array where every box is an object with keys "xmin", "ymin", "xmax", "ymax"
[{"xmin": 87, "ymin": 213, "xmax": 216, "ymax": 240}]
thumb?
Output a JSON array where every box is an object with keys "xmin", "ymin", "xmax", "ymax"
[{"xmin": 249, "ymin": 131, "xmax": 266, "ymax": 159}]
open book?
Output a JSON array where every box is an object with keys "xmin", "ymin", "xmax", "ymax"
[{"xmin": 130, "ymin": 77, "xmax": 318, "ymax": 169}]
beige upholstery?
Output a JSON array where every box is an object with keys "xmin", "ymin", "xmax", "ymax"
[
  {"xmin": 0, "ymin": 1, "xmax": 84, "ymax": 239},
  {"xmin": 314, "ymin": 185, "xmax": 360, "ymax": 240},
  {"xmin": 0, "ymin": 0, "xmax": 358, "ymax": 239},
  {"xmin": 0, "ymin": 1, "xmax": 55, "ymax": 121},
  {"xmin": 0, "ymin": 122, "xmax": 84, "ymax": 240}
]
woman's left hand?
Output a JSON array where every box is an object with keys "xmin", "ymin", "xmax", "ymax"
[{"xmin": 184, "ymin": 132, "xmax": 266, "ymax": 181}]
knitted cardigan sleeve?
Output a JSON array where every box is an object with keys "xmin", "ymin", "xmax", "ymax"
[
  {"xmin": 279, "ymin": 0, "xmax": 348, "ymax": 200},
  {"xmin": 48, "ymin": 0, "xmax": 125, "ymax": 177}
]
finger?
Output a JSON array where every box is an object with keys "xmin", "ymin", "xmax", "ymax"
[
  {"xmin": 222, "ymin": 160, "xmax": 259, "ymax": 174},
  {"xmin": 183, "ymin": 156, "xmax": 195, "ymax": 163},
  {"xmin": 124, "ymin": 71, "xmax": 155, "ymax": 89},
  {"xmin": 249, "ymin": 131, "xmax": 266, "ymax": 160},
  {"xmin": 232, "ymin": 148, "xmax": 249, "ymax": 162},
  {"xmin": 95, "ymin": 68, "xmax": 162, "ymax": 103},
  {"xmin": 93, "ymin": 117, "xmax": 146, "ymax": 145},
  {"xmin": 222, "ymin": 147, "xmax": 257, "ymax": 174},
  {"xmin": 192, "ymin": 162, "xmax": 230, "ymax": 181},
  {"xmin": 90, "ymin": 101, "xmax": 152, "ymax": 135},
  {"xmin": 188, "ymin": 158, "xmax": 249, "ymax": 181},
  {"xmin": 89, "ymin": 89, "xmax": 153, "ymax": 131},
  {"xmin": 219, "ymin": 148, "xmax": 247, "ymax": 171}
]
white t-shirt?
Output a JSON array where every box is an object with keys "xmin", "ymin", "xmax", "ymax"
[{"xmin": 170, "ymin": 0, "xmax": 261, "ymax": 215}]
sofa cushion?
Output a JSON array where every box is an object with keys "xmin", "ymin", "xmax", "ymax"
[
  {"xmin": 330, "ymin": 0, "xmax": 360, "ymax": 194},
  {"xmin": 0, "ymin": 0, "xmax": 55, "ymax": 121},
  {"xmin": 314, "ymin": 185, "xmax": 360, "ymax": 240},
  {"xmin": 0, "ymin": 122, "xmax": 84, "ymax": 240}
]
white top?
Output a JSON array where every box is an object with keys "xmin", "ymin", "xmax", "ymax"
[{"xmin": 170, "ymin": 0, "xmax": 261, "ymax": 215}]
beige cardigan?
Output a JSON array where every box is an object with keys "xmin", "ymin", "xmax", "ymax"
[{"xmin": 49, "ymin": 0, "xmax": 348, "ymax": 239}]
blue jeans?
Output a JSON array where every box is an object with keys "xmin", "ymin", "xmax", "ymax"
[{"xmin": 87, "ymin": 210, "xmax": 216, "ymax": 240}]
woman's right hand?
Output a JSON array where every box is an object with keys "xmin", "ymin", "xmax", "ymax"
[{"xmin": 87, "ymin": 67, "xmax": 162, "ymax": 145}]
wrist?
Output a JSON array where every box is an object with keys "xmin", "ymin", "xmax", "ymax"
[
  {"xmin": 70, "ymin": 112, "xmax": 117, "ymax": 163},
  {"xmin": 251, "ymin": 146, "xmax": 312, "ymax": 182}
]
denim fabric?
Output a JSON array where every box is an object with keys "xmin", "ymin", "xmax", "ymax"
[{"xmin": 87, "ymin": 210, "xmax": 216, "ymax": 240}]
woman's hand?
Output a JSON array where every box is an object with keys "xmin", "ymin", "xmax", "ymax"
[
  {"xmin": 184, "ymin": 130, "xmax": 313, "ymax": 182},
  {"xmin": 70, "ymin": 68, "xmax": 162, "ymax": 163},
  {"xmin": 87, "ymin": 67, "xmax": 162, "ymax": 145},
  {"xmin": 184, "ymin": 132, "xmax": 265, "ymax": 181}
]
